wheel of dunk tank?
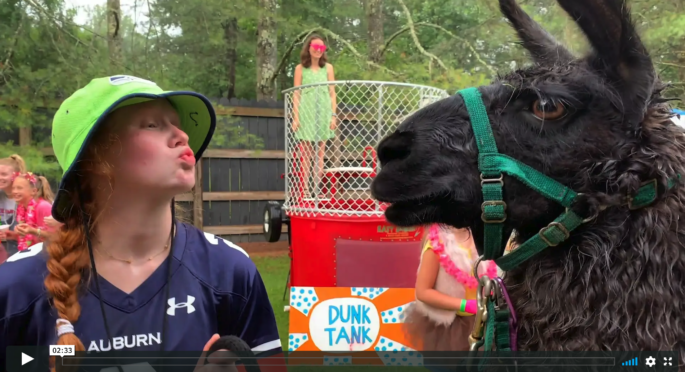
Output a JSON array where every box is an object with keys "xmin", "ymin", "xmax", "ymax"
[{"xmin": 262, "ymin": 81, "xmax": 449, "ymax": 360}]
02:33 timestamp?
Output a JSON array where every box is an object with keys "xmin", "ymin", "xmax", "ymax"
[{"xmin": 49, "ymin": 345, "xmax": 76, "ymax": 357}]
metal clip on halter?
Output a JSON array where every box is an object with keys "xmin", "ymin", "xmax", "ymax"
[
  {"xmin": 492, "ymin": 279, "xmax": 506, "ymax": 310},
  {"xmin": 468, "ymin": 275, "xmax": 492, "ymax": 351}
]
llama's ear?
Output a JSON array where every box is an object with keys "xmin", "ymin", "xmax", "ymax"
[
  {"xmin": 557, "ymin": 0, "xmax": 655, "ymax": 122},
  {"xmin": 499, "ymin": 0, "xmax": 574, "ymax": 65}
]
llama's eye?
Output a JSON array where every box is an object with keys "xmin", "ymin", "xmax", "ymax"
[{"xmin": 531, "ymin": 99, "xmax": 566, "ymax": 120}]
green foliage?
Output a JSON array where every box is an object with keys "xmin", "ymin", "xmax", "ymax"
[
  {"xmin": 208, "ymin": 113, "xmax": 265, "ymax": 150},
  {"xmin": 0, "ymin": 143, "xmax": 61, "ymax": 180},
  {"xmin": 0, "ymin": 0, "xmax": 683, "ymax": 185}
]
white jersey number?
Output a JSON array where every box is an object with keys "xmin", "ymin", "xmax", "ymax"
[{"xmin": 6, "ymin": 243, "xmax": 44, "ymax": 262}]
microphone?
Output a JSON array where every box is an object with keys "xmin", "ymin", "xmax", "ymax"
[{"xmin": 206, "ymin": 336, "xmax": 261, "ymax": 372}]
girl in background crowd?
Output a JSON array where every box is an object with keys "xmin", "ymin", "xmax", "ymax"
[
  {"xmin": 403, "ymin": 225, "xmax": 497, "ymax": 368},
  {"xmin": 0, "ymin": 154, "xmax": 26, "ymax": 258},
  {"xmin": 35, "ymin": 175, "xmax": 60, "ymax": 230},
  {"xmin": 12, "ymin": 172, "xmax": 52, "ymax": 251},
  {"xmin": 35, "ymin": 175, "xmax": 55, "ymax": 203}
]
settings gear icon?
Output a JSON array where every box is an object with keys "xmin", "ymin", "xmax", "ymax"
[{"xmin": 646, "ymin": 356, "xmax": 656, "ymax": 367}]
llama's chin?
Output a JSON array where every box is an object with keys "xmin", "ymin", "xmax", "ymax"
[
  {"xmin": 384, "ymin": 200, "xmax": 440, "ymax": 227},
  {"xmin": 383, "ymin": 194, "xmax": 469, "ymax": 228}
]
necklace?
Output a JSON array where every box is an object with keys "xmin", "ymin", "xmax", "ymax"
[
  {"xmin": 95, "ymin": 233, "xmax": 172, "ymax": 265},
  {"xmin": 427, "ymin": 225, "xmax": 498, "ymax": 289}
]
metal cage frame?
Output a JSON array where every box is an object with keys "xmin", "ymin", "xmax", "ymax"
[{"xmin": 281, "ymin": 80, "xmax": 449, "ymax": 217}]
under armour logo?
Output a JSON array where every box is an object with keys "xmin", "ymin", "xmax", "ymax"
[{"xmin": 167, "ymin": 296, "xmax": 196, "ymax": 316}]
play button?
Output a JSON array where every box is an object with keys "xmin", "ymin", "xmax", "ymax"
[
  {"xmin": 21, "ymin": 353, "xmax": 33, "ymax": 366},
  {"xmin": 6, "ymin": 346, "xmax": 47, "ymax": 371}
]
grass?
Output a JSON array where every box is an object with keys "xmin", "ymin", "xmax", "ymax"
[{"xmin": 252, "ymin": 253, "xmax": 292, "ymax": 349}]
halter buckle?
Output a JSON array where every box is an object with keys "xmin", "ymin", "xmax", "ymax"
[
  {"xmin": 539, "ymin": 222, "xmax": 570, "ymax": 247},
  {"xmin": 481, "ymin": 200, "xmax": 507, "ymax": 223}
]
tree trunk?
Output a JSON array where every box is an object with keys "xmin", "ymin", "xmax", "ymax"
[
  {"xmin": 256, "ymin": 0, "xmax": 277, "ymax": 100},
  {"xmin": 277, "ymin": 31, "xmax": 288, "ymax": 92},
  {"xmin": 365, "ymin": 0, "xmax": 384, "ymax": 64},
  {"xmin": 222, "ymin": 18, "xmax": 238, "ymax": 99},
  {"xmin": 107, "ymin": 0, "xmax": 123, "ymax": 72}
]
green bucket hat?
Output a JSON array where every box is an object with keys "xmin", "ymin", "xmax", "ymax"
[{"xmin": 50, "ymin": 75, "xmax": 216, "ymax": 222}]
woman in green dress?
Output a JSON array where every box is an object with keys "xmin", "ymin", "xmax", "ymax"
[{"xmin": 292, "ymin": 34, "xmax": 337, "ymax": 198}]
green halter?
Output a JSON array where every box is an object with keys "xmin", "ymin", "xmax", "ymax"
[
  {"xmin": 457, "ymin": 87, "xmax": 679, "ymax": 270},
  {"xmin": 456, "ymin": 87, "xmax": 680, "ymax": 366}
]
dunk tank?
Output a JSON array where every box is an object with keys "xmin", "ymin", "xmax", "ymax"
[{"xmin": 263, "ymin": 81, "xmax": 449, "ymax": 364}]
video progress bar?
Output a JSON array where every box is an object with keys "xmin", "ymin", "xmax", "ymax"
[
  {"xmin": 60, "ymin": 356, "xmax": 616, "ymax": 367},
  {"xmin": 401, "ymin": 357, "xmax": 616, "ymax": 367}
]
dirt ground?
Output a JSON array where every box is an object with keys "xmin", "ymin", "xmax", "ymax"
[{"xmin": 240, "ymin": 241, "xmax": 289, "ymax": 257}]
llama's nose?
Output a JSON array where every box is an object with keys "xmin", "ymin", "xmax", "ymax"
[{"xmin": 377, "ymin": 131, "xmax": 412, "ymax": 167}]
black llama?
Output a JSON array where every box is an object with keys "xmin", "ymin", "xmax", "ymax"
[{"xmin": 371, "ymin": 0, "xmax": 685, "ymax": 362}]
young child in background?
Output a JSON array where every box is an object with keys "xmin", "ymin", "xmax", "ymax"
[
  {"xmin": 35, "ymin": 175, "xmax": 59, "ymax": 230},
  {"xmin": 12, "ymin": 172, "xmax": 52, "ymax": 251},
  {"xmin": 0, "ymin": 155, "xmax": 26, "ymax": 258},
  {"xmin": 403, "ymin": 224, "xmax": 498, "ymax": 358},
  {"xmin": 35, "ymin": 175, "xmax": 55, "ymax": 203}
]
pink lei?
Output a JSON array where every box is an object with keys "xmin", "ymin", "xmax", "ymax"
[
  {"xmin": 428, "ymin": 225, "xmax": 498, "ymax": 289},
  {"xmin": 16, "ymin": 198, "xmax": 38, "ymax": 251}
]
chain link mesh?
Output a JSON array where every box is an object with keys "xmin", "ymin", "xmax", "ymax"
[{"xmin": 282, "ymin": 81, "xmax": 449, "ymax": 217}]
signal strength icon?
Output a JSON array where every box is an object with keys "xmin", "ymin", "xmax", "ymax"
[{"xmin": 622, "ymin": 357, "xmax": 638, "ymax": 366}]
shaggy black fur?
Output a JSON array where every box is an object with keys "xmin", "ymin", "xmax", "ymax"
[{"xmin": 371, "ymin": 0, "xmax": 685, "ymax": 364}]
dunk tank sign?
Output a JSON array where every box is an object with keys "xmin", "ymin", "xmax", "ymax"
[{"xmin": 289, "ymin": 287, "xmax": 424, "ymax": 365}]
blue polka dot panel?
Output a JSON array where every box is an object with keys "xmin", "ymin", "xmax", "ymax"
[
  {"xmin": 323, "ymin": 355, "xmax": 353, "ymax": 366},
  {"xmin": 290, "ymin": 287, "xmax": 318, "ymax": 316},
  {"xmin": 375, "ymin": 337, "xmax": 424, "ymax": 366},
  {"xmin": 351, "ymin": 287, "xmax": 388, "ymax": 300},
  {"xmin": 287, "ymin": 333, "xmax": 309, "ymax": 352},
  {"xmin": 380, "ymin": 301, "xmax": 413, "ymax": 324}
]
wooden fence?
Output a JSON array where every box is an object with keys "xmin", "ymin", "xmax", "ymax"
[
  {"xmin": 1, "ymin": 98, "xmax": 290, "ymax": 243},
  {"xmin": 179, "ymin": 98, "xmax": 289, "ymax": 243}
]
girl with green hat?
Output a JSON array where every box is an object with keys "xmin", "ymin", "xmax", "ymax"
[{"xmin": 0, "ymin": 76, "xmax": 283, "ymax": 370}]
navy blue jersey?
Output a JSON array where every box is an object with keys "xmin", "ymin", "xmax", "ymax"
[{"xmin": 0, "ymin": 222, "xmax": 282, "ymax": 366}]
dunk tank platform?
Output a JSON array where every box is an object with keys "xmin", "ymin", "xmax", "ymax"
[{"xmin": 263, "ymin": 81, "xmax": 449, "ymax": 365}]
